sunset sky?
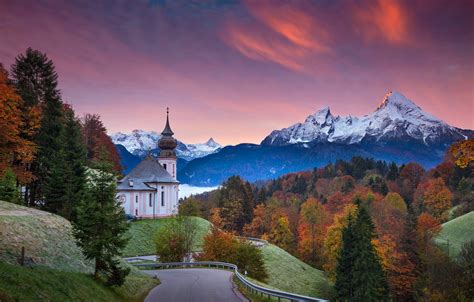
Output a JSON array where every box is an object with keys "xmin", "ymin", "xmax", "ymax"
[{"xmin": 1, "ymin": 0, "xmax": 473, "ymax": 145}]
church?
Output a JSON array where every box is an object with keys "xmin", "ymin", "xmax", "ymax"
[{"xmin": 116, "ymin": 109, "xmax": 179, "ymax": 218}]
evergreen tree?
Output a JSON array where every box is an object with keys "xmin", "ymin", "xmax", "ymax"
[
  {"xmin": 386, "ymin": 162, "xmax": 399, "ymax": 181},
  {"xmin": 61, "ymin": 105, "xmax": 87, "ymax": 221},
  {"xmin": 0, "ymin": 168, "xmax": 20, "ymax": 204},
  {"xmin": 335, "ymin": 214, "xmax": 357, "ymax": 300},
  {"xmin": 73, "ymin": 157, "xmax": 130, "ymax": 285},
  {"xmin": 335, "ymin": 203, "xmax": 389, "ymax": 301},
  {"xmin": 11, "ymin": 48, "xmax": 64, "ymax": 207}
]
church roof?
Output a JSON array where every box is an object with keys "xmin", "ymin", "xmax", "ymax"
[{"xmin": 117, "ymin": 155, "xmax": 178, "ymax": 191}]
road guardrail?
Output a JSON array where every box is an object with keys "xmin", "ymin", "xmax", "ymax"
[{"xmin": 133, "ymin": 261, "xmax": 328, "ymax": 302}]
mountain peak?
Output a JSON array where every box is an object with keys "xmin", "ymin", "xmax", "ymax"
[
  {"xmin": 306, "ymin": 106, "xmax": 333, "ymax": 125},
  {"xmin": 262, "ymin": 91, "xmax": 467, "ymax": 147},
  {"xmin": 205, "ymin": 138, "xmax": 221, "ymax": 147},
  {"xmin": 376, "ymin": 91, "xmax": 419, "ymax": 112}
]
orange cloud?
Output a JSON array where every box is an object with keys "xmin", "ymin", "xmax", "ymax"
[
  {"xmin": 222, "ymin": 1, "xmax": 330, "ymax": 71},
  {"xmin": 223, "ymin": 25, "xmax": 307, "ymax": 71},
  {"xmin": 355, "ymin": 0, "xmax": 409, "ymax": 44},
  {"xmin": 244, "ymin": 1, "xmax": 330, "ymax": 53}
]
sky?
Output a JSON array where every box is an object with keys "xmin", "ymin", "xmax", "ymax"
[{"xmin": 1, "ymin": 0, "xmax": 473, "ymax": 145}]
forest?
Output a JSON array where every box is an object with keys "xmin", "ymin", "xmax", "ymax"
[
  {"xmin": 0, "ymin": 48, "xmax": 129, "ymax": 285},
  {"xmin": 180, "ymin": 142, "xmax": 474, "ymax": 301}
]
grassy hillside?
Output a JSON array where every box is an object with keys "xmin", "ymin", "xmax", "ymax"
[
  {"xmin": 260, "ymin": 244, "xmax": 333, "ymax": 300},
  {"xmin": 0, "ymin": 200, "xmax": 158, "ymax": 301},
  {"xmin": 122, "ymin": 216, "xmax": 211, "ymax": 257},
  {"xmin": 0, "ymin": 200, "xmax": 91, "ymax": 273},
  {"xmin": 0, "ymin": 262, "xmax": 158, "ymax": 302},
  {"xmin": 434, "ymin": 211, "xmax": 474, "ymax": 257}
]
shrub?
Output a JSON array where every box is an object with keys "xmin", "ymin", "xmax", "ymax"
[{"xmin": 197, "ymin": 227, "xmax": 268, "ymax": 281}]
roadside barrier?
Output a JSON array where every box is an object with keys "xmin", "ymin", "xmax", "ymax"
[{"xmin": 133, "ymin": 261, "xmax": 328, "ymax": 302}]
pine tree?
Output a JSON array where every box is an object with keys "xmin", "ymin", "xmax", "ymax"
[
  {"xmin": 73, "ymin": 156, "xmax": 130, "ymax": 285},
  {"xmin": 11, "ymin": 48, "xmax": 64, "ymax": 206},
  {"xmin": 0, "ymin": 168, "xmax": 20, "ymax": 204},
  {"xmin": 61, "ymin": 105, "xmax": 87, "ymax": 221},
  {"xmin": 335, "ymin": 214, "xmax": 356, "ymax": 300},
  {"xmin": 335, "ymin": 204, "xmax": 389, "ymax": 301}
]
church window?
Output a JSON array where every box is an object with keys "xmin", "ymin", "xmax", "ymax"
[
  {"xmin": 135, "ymin": 195, "xmax": 138, "ymax": 203},
  {"xmin": 163, "ymin": 164, "xmax": 167, "ymax": 170},
  {"xmin": 161, "ymin": 191, "xmax": 165, "ymax": 207},
  {"xmin": 149, "ymin": 193, "xmax": 153, "ymax": 207}
]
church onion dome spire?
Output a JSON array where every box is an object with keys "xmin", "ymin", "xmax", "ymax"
[
  {"xmin": 161, "ymin": 107, "xmax": 174, "ymax": 136},
  {"xmin": 158, "ymin": 107, "xmax": 177, "ymax": 157}
]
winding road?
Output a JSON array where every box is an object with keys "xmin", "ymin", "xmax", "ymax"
[{"xmin": 143, "ymin": 268, "xmax": 249, "ymax": 302}]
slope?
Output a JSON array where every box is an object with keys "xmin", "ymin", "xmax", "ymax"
[
  {"xmin": 122, "ymin": 216, "xmax": 212, "ymax": 257},
  {"xmin": 0, "ymin": 200, "xmax": 158, "ymax": 301},
  {"xmin": 261, "ymin": 244, "xmax": 333, "ymax": 299},
  {"xmin": 434, "ymin": 211, "xmax": 474, "ymax": 257}
]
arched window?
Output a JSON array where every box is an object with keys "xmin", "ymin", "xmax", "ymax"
[
  {"xmin": 135, "ymin": 195, "xmax": 138, "ymax": 203},
  {"xmin": 161, "ymin": 191, "xmax": 165, "ymax": 207}
]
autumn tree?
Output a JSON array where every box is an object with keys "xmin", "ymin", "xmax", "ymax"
[
  {"xmin": 399, "ymin": 162, "xmax": 425, "ymax": 204},
  {"xmin": 243, "ymin": 204, "xmax": 269, "ymax": 238},
  {"xmin": 0, "ymin": 64, "xmax": 36, "ymax": 183},
  {"xmin": 323, "ymin": 203, "xmax": 357, "ymax": 280},
  {"xmin": 217, "ymin": 176, "xmax": 255, "ymax": 233},
  {"xmin": 269, "ymin": 213, "xmax": 296, "ymax": 253},
  {"xmin": 414, "ymin": 178, "xmax": 452, "ymax": 221},
  {"xmin": 155, "ymin": 215, "xmax": 198, "ymax": 262},
  {"xmin": 82, "ymin": 114, "xmax": 121, "ymax": 173},
  {"xmin": 297, "ymin": 198, "xmax": 328, "ymax": 267},
  {"xmin": 447, "ymin": 138, "xmax": 474, "ymax": 169},
  {"xmin": 198, "ymin": 227, "xmax": 267, "ymax": 281}
]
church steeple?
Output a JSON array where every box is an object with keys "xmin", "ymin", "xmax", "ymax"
[
  {"xmin": 161, "ymin": 107, "xmax": 174, "ymax": 136},
  {"xmin": 158, "ymin": 107, "xmax": 177, "ymax": 158}
]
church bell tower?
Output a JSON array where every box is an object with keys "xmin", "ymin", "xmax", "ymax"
[{"xmin": 158, "ymin": 108, "xmax": 177, "ymax": 180}]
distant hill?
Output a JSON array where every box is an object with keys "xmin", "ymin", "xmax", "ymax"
[{"xmin": 434, "ymin": 211, "xmax": 474, "ymax": 257}]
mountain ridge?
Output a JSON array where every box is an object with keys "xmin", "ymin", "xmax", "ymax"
[
  {"xmin": 111, "ymin": 130, "xmax": 222, "ymax": 161},
  {"xmin": 261, "ymin": 91, "xmax": 470, "ymax": 147}
]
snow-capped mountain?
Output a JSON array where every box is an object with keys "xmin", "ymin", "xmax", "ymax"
[
  {"xmin": 262, "ymin": 91, "xmax": 470, "ymax": 146},
  {"xmin": 111, "ymin": 130, "xmax": 222, "ymax": 161}
]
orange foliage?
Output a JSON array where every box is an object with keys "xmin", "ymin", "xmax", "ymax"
[
  {"xmin": 415, "ymin": 178, "xmax": 452, "ymax": 221},
  {"xmin": 0, "ymin": 65, "xmax": 36, "ymax": 181},
  {"xmin": 447, "ymin": 138, "xmax": 474, "ymax": 168},
  {"xmin": 297, "ymin": 198, "xmax": 329, "ymax": 266},
  {"xmin": 323, "ymin": 203, "xmax": 357, "ymax": 280},
  {"xmin": 243, "ymin": 204, "xmax": 269, "ymax": 238},
  {"xmin": 209, "ymin": 207, "xmax": 224, "ymax": 229}
]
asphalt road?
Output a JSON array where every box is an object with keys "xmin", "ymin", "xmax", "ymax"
[{"xmin": 143, "ymin": 268, "xmax": 248, "ymax": 302}]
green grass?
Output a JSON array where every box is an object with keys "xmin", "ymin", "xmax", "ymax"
[
  {"xmin": 122, "ymin": 216, "xmax": 211, "ymax": 257},
  {"xmin": 0, "ymin": 200, "xmax": 92, "ymax": 273},
  {"xmin": 0, "ymin": 261, "xmax": 159, "ymax": 302},
  {"xmin": 233, "ymin": 276, "xmax": 272, "ymax": 302},
  {"xmin": 0, "ymin": 200, "xmax": 159, "ymax": 301},
  {"xmin": 434, "ymin": 211, "xmax": 474, "ymax": 257},
  {"xmin": 260, "ymin": 244, "xmax": 334, "ymax": 300}
]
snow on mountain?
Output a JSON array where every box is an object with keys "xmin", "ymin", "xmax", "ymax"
[
  {"xmin": 262, "ymin": 91, "xmax": 470, "ymax": 146},
  {"xmin": 111, "ymin": 130, "xmax": 222, "ymax": 160}
]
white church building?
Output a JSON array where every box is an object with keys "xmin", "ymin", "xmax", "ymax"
[{"xmin": 116, "ymin": 109, "xmax": 179, "ymax": 218}]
